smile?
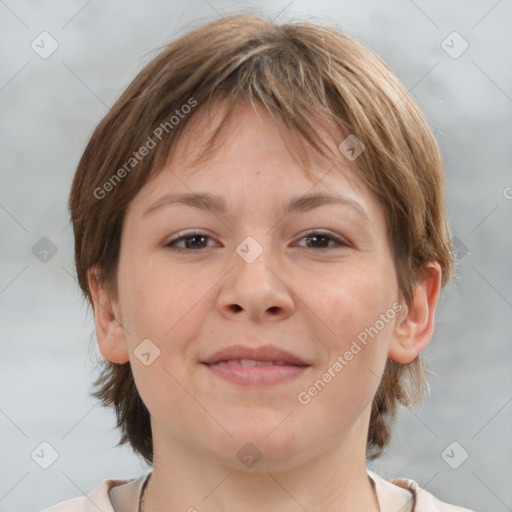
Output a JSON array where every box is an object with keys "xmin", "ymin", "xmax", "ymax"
[
  {"xmin": 202, "ymin": 360, "xmax": 310, "ymax": 386},
  {"xmin": 213, "ymin": 359, "xmax": 298, "ymax": 366}
]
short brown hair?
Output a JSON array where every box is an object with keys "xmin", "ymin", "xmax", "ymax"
[{"xmin": 69, "ymin": 14, "xmax": 455, "ymax": 464}]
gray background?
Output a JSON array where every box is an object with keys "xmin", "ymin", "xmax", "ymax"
[{"xmin": 1, "ymin": 1, "xmax": 511, "ymax": 511}]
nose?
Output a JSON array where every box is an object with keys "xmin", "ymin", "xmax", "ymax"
[{"xmin": 216, "ymin": 240, "xmax": 295, "ymax": 323}]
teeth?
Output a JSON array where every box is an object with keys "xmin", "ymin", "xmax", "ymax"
[
  {"xmin": 241, "ymin": 359, "xmax": 272, "ymax": 367},
  {"xmin": 217, "ymin": 359, "xmax": 290, "ymax": 367}
]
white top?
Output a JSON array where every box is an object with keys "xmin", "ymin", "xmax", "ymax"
[{"xmin": 40, "ymin": 470, "xmax": 476, "ymax": 512}]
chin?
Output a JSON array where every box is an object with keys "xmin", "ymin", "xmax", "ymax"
[{"xmin": 203, "ymin": 421, "xmax": 307, "ymax": 470}]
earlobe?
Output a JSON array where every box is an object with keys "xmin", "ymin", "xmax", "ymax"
[
  {"xmin": 87, "ymin": 267, "xmax": 130, "ymax": 364},
  {"xmin": 388, "ymin": 263, "xmax": 442, "ymax": 364}
]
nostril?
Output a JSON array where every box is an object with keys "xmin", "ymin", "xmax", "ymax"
[{"xmin": 231, "ymin": 304, "xmax": 242, "ymax": 312}]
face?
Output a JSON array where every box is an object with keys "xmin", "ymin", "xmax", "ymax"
[{"xmin": 108, "ymin": 104, "xmax": 404, "ymax": 471}]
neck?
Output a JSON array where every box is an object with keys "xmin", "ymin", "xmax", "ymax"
[{"xmin": 143, "ymin": 420, "xmax": 380, "ymax": 512}]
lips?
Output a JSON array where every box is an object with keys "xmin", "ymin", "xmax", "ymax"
[
  {"xmin": 201, "ymin": 344, "xmax": 309, "ymax": 367},
  {"xmin": 214, "ymin": 359, "xmax": 294, "ymax": 367},
  {"xmin": 201, "ymin": 344, "xmax": 311, "ymax": 386}
]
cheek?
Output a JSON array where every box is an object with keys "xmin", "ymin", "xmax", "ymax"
[
  {"xmin": 120, "ymin": 260, "xmax": 208, "ymax": 420},
  {"xmin": 118, "ymin": 257, "xmax": 214, "ymax": 413},
  {"xmin": 307, "ymin": 266, "xmax": 397, "ymax": 412},
  {"xmin": 295, "ymin": 273, "xmax": 395, "ymax": 434},
  {"xmin": 119, "ymin": 254, "xmax": 206, "ymax": 340},
  {"xmin": 312, "ymin": 264, "xmax": 397, "ymax": 346}
]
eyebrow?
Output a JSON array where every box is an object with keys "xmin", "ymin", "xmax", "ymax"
[{"xmin": 142, "ymin": 192, "xmax": 369, "ymax": 221}]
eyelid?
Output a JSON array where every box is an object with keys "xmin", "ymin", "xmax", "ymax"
[
  {"xmin": 165, "ymin": 230, "xmax": 217, "ymax": 248},
  {"xmin": 294, "ymin": 229, "xmax": 350, "ymax": 248},
  {"xmin": 165, "ymin": 229, "xmax": 350, "ymax": 251}
]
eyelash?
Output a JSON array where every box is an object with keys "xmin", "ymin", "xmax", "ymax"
[{"xmin": 165, "ymin": 230, "xmax": 349, "ymax": 252}]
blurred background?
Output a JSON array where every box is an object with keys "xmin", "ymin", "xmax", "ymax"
[{"xmin": 1, "ymin": 1, "xmax": 511, "ymax": 510}]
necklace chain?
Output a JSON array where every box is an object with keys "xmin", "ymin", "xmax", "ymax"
[{"xmin": 138, "ymin": 473, "xmax": 150, "ymax": 512}]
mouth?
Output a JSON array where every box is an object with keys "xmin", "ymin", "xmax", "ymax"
[
  {"xmin": 202, "ymin": 361, "xmax": 310, "ymax": 386},
  {"xmin": 209, "ymin": 359, "xmax": 305, "ymax": 367},
  {"xmin": 201, "ymin": 345, "xmax": 311, "ymax": 386}
]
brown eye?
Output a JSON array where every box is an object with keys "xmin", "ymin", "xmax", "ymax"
[
  {"xmin": 166, "ymin": 232, "xmax": 216, "ymax": 251},
  {"xmin": 297, "ymin": 231, "xmax": 348, "ymax": 249}
]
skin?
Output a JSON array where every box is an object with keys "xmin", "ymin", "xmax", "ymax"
[{"xmin": 89, "ymin": 103, "xmax": 441, "ymax": 512}]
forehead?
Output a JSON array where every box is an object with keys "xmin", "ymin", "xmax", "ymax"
[
  {"xmin": 169, "ymin": 102, "xmax": 364, "ymax": 182},
  {"xmin": 129, "ymin": 101, "xmax": 382, "ymax": 223},
  {"xmin": 182, "ymin": 112, "xmax": 315, "ymax": 175}
]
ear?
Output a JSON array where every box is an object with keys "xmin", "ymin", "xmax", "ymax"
[
  {"xmin": 388, "ymin": 262, "xmax": 442, "ymax": 364},
  {"xmin": 87, "ymin": 267, "xmax": 130, "ymax": 364}
]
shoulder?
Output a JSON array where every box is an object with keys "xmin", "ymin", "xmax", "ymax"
[
  {"xmin": 39, "ymin": 475, "xmax": 147, "ymax": 512},
  {"xmin": 369, "ymin": 470, "xmax": 476, "ymax": 512},
  {"xmin": 388, "ymin": 475, "xmax": 476, "ymax": 512}
]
